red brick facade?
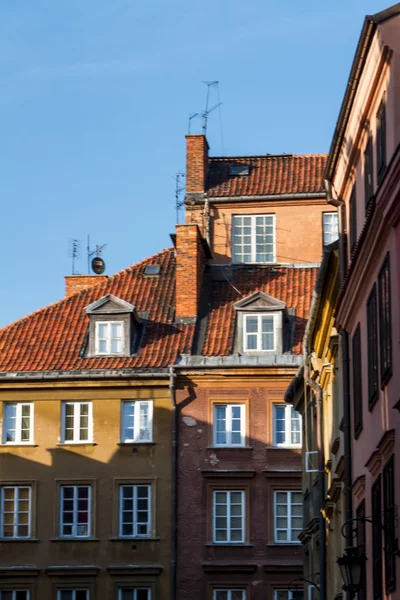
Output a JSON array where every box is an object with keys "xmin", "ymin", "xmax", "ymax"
[
  {"xmin": 64, "ymin": 274, "xmax": 108, "ymax": 298},
  {"xmin": 186, "ymin": 134, "xmax": 209, "ymax": 194},
  {"xmin": 175, "ymin": 224, "xmax": 205, "ymax": 319}
]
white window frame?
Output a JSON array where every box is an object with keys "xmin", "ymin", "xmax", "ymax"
[
  {"xmin": 2, "ymin": 403, "xmax": 34, "ymax": 445},
  {"xmin": 274, "ymin": 590, "xmax": 304, "ymax": 600},
  {"xmin": 57, "ymin": 592, "xmax": 89, "ymax": 600},
  {"xmin": 232, "ymin": 214, "xmax": 276, "ymax": 264},
  {"xmin": 212, "ymin": 490, "xmax": 245, "ymax": 544},
  {"xmin": 95, "ymin": 320, "xmax": 124, "ymax": 355},
  {"xmin": 244, "ymin": 313, "xmax": 277, "ymax": 352},
  {"xmin": 0, "ymin": 486, "xmax": 32, "ymax": 539},
  {"xmin": 213, "ymin": 591, "xmax": 246, "ymax": 600},
  {"xmin": 273, "ymin": 404, "xmax": 302, "ymax": 448},
  {"xmin": 213, "ymin": 404, "xmax": 246, "ymax": 447},
  {"xmin": 61, "ymin": 402, "xmax": 93, "ymax": 444},
  {"xmin": 119, "ymin": 484, "xmax": 152, "ymax": 538},
  {"xmin": 121, "ymin": 401, "xmax": 153, "ymax": 443},
  {"xmin": 60, "ymin": 485, "xmax": 91, "ymax": 538},
  {"xmin": 0, "ymin": 592, "xmax": 30, "ymax": 600},
  {"xmin": 118, "ymin": 590, "xmax": 151, "ymax": 600},
  {"xmin": 274, "ymin": 490, "xmax": 302, "ymax": 544},
  {"xmin": 322, "ymin": 212, "xmax": 339, "ymax": 246}
]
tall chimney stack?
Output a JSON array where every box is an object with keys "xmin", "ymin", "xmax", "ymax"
[
  {"xmin": 185, "ymin": 134, "xmax": 209, "ymax": 196},
  {"xmin": 175, "ymin": 224, "xmax": 205, "ymax": 321},
  {"xmin": 65, "ymin": 275, "xmax": 108, "ymax": 298}
]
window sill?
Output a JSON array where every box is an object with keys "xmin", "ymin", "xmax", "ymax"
[
  {"xmin": 0, "ymin": 537, "xmax": 39, "ymax": 542},
  {"xmin": 207, "ymin": 446, "xmax": 253, "ymax": 450},
  {"xmin": 109, "ymin": 536, "xmax": 160, "ymax": 541},
  {"xmin": 56, "ymin": 443, "xmax": 97, "ymax": 447},
  {"xmin": 265, "ymin": 445, "xmax": 302, "ymax": 450},
  {"xmin": 117, "ymin": 442, "xmax": 155, "ymax": 446},
  {"xmin": 50, "ymin": 537, "xmax": 99, "ymax": 542},
  {"xmin": 204, "ymin": 543, "xmax": 253, "ymax": 547},
  {"xmin": 0, "ymin": 443, "xmax": 38, "ymax": 447}
]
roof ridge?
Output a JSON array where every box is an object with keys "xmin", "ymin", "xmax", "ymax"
[
  {"xmin": 209, "ymin": 153, "xmax": 328, "ymax": 160},
  {"xmin": 1, "ymin": 247, "xmax": 174, "ymax": 333}
]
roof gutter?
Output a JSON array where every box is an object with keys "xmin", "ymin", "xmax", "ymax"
[
  {"xmin": 0, "ymin": 369, "xmax": 170, "ymax": 381},
  {"xmin": 205, "ymin": 192, "xmax": 326, "ymax": 203}
]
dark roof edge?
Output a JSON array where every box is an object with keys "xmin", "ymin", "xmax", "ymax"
[
  {"xmin": 0, "ymin": 369, "xmax": 170, "ymax": 381},
  {"xmin": 372, "ymin": 3, "xmax": 400, "ymax": 24},
  {"xmin": 205, "ymin": 192, "xmax": 326, "ymax": 202}
]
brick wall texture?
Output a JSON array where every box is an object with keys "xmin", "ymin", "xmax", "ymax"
[
  {"xmin": 186, "ymin": 134, "xmax": 209, "ymax": 193},
  {"xmin": 64, "ymin": 275, "xmax": 108, "ymax": 298},
  {"xmin": 175, "ymin": 224, "xmax": 204, "ymax": 318}
]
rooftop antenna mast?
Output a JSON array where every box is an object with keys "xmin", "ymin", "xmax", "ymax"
[
  {"xmin": 68, "ymin": 238, "xmax": 81, "ymax": 275},
  {"xmin": 201, "ymin": 80, "xmax": 221, "ymax": 134},
  {"xmin": 174, "ymin": 172, "xmax": 186, "ymax": 224},
  {"xmin": 87, "ymin": 235, "xmax": 107, "ymax": 274}
]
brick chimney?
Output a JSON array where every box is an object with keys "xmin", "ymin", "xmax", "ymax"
[
  {"xmin": 65, "ymin": 275, "xmax": 108, "ymax": 298},
  {"xmin": 175, "ymin": 224, "xmax": 205, "ymax": 321},
  {"xmin": 186, "ymin": 134, "xmax": 209, "ymax": 196}
]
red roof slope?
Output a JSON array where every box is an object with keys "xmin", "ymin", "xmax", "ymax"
[
  {"xmin": 206, "ymin": 154, "xmax": 327, "ymax": 197},
  {"xmin": 202, "ymin": 266, "xmax": 318, "ymax": 356},
  {"xmin": 0, "ymin": 249, "xmax": 194, "ymax": 372}
]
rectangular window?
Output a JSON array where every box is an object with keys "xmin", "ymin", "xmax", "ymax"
[
  {"xmin": 357, "ymin": 501, "xmax": 366, "ymax": 600},
  {"xmin": 60, "ymin": 485, "xmax": 90, "ymax": 538},
  {"xmin": 57, "ymin": 592, "xmax": 89, "ymax": 600},
  {"xmin": 273, "ymin": 404, "xmax": 302, "ymax": 448},
  {"xmin": 232, "ymin": 214, "xmax": 275, "ymax": 263},
  {"xmin": 213, "ymin": 591, "xmax": 246, "ymax": 600},
  {"xmin": 349, "ymin": 185, "xmax": 357, "ymax": 252},
  {"xmin": 213, "ymin": 490, "xmax": 245, "ymax": 543},
  {"xmin": 2, "ymin": 403, "xmax": 33, "ymax": 444},
  {"xmin": 377, "ymin": 96, "xmax": 387, "ymax": 178},
  {"xmin": 372, "ymin": 475, "xmax": 383, "ymax": 600},
  {"xmin": 119, "ymin": 485, "xmax": 151, "ymax": 538},
  {"xmin": 0, "ymin": 486, "xmax": 31, "ymax": 538},
  {"xmin": 95, "ymin": 321, "xmax": 124, "ymax": 355},
  {"xmin": 274, "ymin": 490, "xmax": 302, "ymax": 543},
  {"xmin": 213, "ymin": 404, "xmax": 245, "ymax": 447},
  {"xmin": 367, "ymin": 285, "xmax": 379, "ymax": 409},
  {"xmin": 274, "ymin": 591, "xmax": 304, "ymax": 600},
  {"xmin": 378, "ymin": 253, "xmax": 392, "ymax": 385},
  {"xmin": 244, "ymin": 313, "xmax": 275, "ymax": 351},
  {"xmin": 364, "ymin": 136, "xmax": 374, "ymax": 208},
  {"xmin": 322, "ymin": 212, "xmax": 339, "ymax": 246},
  {"xmin": 0, "ymin": 593, "xmax": 29, "ymax": 600},
  {"xmin": 62, "ymin": 402, "xmax": 92, "ymax": 443},
  {"xmin": 118, "ymin": 590, "xmax": 150, "ymax": 600},
  {"xmin": 121, "ymin": 401, "xmax": 153, "ymax": 443},
  {"xmin": 352, "ymin": 324, "xmax": 363, "ymax": 438},
  {"xmin": 383, "ymin": 456, "xmax": 396, "ymax": 593}
]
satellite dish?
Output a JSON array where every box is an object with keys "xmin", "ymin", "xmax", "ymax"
[{"xmin": 91, "ymin": 256, "xmax": 105, "ymax": 275}]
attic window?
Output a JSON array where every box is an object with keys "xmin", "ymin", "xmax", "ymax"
[
  {"xmin": 95, "ymin": 321, "xmax": 124, "ymax": 355},
  {"xmin": 144, "ymin": 264, "xmax": 161, "ymax": 277},
  {"xmin": 229, "ymin": 165, "xmax": 250, "ymax": 177}
]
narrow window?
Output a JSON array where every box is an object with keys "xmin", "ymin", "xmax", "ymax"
[
  {"xmin": 213, "ymin": 490, "xmax": 245, "ymax": 543},
  {"xmin": 213, "ymin": 591, "xmax": 246, "ymax": 600},
  {"xmin": 2, "ymin": 403, "xmax": 33, "ymax": 444},
  {"xmin": 383, "ymin": 456, "xmax": 396, "ymax": 593},
  {"xmin": 62, "ymin": 402, "xmax": 92, "ymax": 443},
  {"xmin": 119, "ymin": 485, "xmax": 151, "ymax": 538},
  {"xmin": 232, "ymin": 214, "xmax": 275, "ymax": 263},
  {"xmin": 274, "ymin": 591, "xmax": 304, "ymax": 600},
  {"xmin": 349, "ymin": 185, "xmax": 357, "ymax": 253},
  {"xmin": 121, "ymin": 401, "xmax": 153, "ymax": 443},
  {"xmin": 356, "ymin": 501, "xmax": 366, "ymax": 600},
  {"xmin": 118, "ymin": 590, "xmax": 151, "ymax": 600},
  {"xmin": 273, "ymin": 404, "xmax": 302, "ymax": 447},
  {"xmin": 213, "ymin": 404, "xmax": 245, "ymax": 447},
  {"xmin": 372, "ymin": 475, "xmax": 383, "ymax": 600},
  {"xmin": 378, "ymin": 253, "xmax": 392, "ymax": 385},
  {"xmin": 95, "ymin": 321, "xmax": 124, "ymax": 355},
  {"xmin": 0, "ymin": 593, "xmax": 30, "ymax": 600},
  {"xmin": 352, "ymin": 324, "xmax": 363, "ymax": 438},
  {"xmin": 0, "ymin": 486, "xmax": 31, "ymax": 538},
  {"xmin": 322, "ymin": 212, "xmax": 339, "ymax": 246},
  {"xmin": 364, "ymin": 136, "xmax": 374, "ymax": 209},
  {"xmin": 244, "ymin": 314, "xmax": 275, "ymax": 352},
  {"xmin": 60, "ymin": 485, "xmax": 90, "ymax": 538},
  {"xmin": 367, "ymin": 285, "xmax": 379, "ymax": 409},
  {"xmin": 57, "ymin": 592, "xmax": 89, "ymax": 600},
  {"xmin": 274, "ymin": 490, "xmax": 302, "ymax": 543},
  {"xmin": 377, "ymin": 96, "xmax": 387, "ymax": 178}
]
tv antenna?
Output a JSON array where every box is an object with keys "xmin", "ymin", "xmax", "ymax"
[
  {"xmin": 68, "ymin": 238, "xmax": 81, "ymax": 275},
  {"xmin": 173, "ymin": 172, "xmax": 186, "ymax": 224},
  {"xmin": 188, "ymin": 81, "xmax": 222, "ymax": 135},
  {"xmin": 87, "ymin": 235, "xmax": 107, "ymax": 275}
]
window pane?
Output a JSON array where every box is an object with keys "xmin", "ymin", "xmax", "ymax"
[
  {"xmin": 215, "ymin": 592, "xmax": 228, "ymax": 600},
  {"xmin": 245, "ymin": 317, "xmax": 258, "ymax": 333},
  {"xmin": 215, "ymin": 405, "xmax": 227, "ymax": 445},
  {"xmin": 4, "ymin": 404, "xmax": 17, "ymax": 442},
  {"xmin": 123, "ymin": 402, "xmax": 135, "ymax": 441},
  {"xmin": 120, "ymin": 591, "xmax": 133, "ymax": 600},
  {"xmin": 136, "ymin": 590, "xmax": 150, "ymax": 600},
  {"xmin": 98, "ymin": 323, "xmax": 107, "ymax": 338},
  {"xmin": 76, "ymin": 591, "xmax": 88, "ymax": 600},
  {"xmin": 139, "ymin": 403, "xmax": 150, "ymax": 441}
]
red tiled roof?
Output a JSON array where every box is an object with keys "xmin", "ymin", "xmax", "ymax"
[
  {"xmin": 206, "ymin": 154, "xmax": 327, "ymax": 197},
  {"xmin": 202, "ymin": 266, "xmax": 318, "ymax": 356},
  {"xmin": 0, "ymin": 249, "xmax": 195, "ymax": 372}
]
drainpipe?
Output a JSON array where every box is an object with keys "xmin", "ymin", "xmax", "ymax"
[
  {"xmin": 304, "ymin": 364, "xmax": 327, "ymax": 600},
  {"xmin": 205, "ymin": 197, "xmax": 210, "ymax": 246},
  {"xmin": 169, "ymin": 366, "xmax": 177, "ymax": 600}
]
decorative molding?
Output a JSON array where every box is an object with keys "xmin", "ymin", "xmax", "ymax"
[
  {"xmin": 0, "ymin": 567, "xmax": 40, "ymax": 578},
  {"xmin": 46, "ymin": 566, "xmax": 100, "ymax": 577},
  {"xmin": 263, "ymin": 469, "xmax": 302, "ymax": 479},
  {"xmin": 201, "ymin": 469, "xmax": 256, "ymax": 479},
  {"xmin": 377, "ymin": 429, "xmax": 395, "ymax": 461},
  {"xmin": 365, "ymin": 449, "xmax": 382, "ymax": 477},
  {"xmin": 234, "ymin": 290, "xmax": 286, "ymax": 312},
  {"xmin": 107, "ymin": 566, "xmax": 163, "ymax": 577},
  {"xmin": 202, "ymin": 563, "xmax": 257, "ymax": 573},
  {"xmin": 84, "ymin": 294, "xmax": 138, "ymax": 316},
  {"xmin": 327, "ymin": 478, "xmax": 342, "ymax": 504},
  {"xmin": 352, "ymin": 475, "xmax": 366, "ymax": 502},
  {"xmin": 331, "ymin": 437, "xmax": 340, "ymax": 456},
  {"xmin": 334, "ymin": 456, "xmax": 345, "ymax": 481}
]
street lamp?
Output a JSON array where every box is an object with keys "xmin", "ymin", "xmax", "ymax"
[{"xmin": 337, "ymin": 547, "xmax": 366, "ymax": 598}]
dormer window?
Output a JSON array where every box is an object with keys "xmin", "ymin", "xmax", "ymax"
[
  {"xmin": 95, "ymin": 321, "xmax": 124, "ymax": 355},
  {"xmin": 84, "ymin": 295, "xmax": 142, "ymax": 358},
  {"xmin": 244, "ymin": 313, "xmax": 276, "ymax": 352}
]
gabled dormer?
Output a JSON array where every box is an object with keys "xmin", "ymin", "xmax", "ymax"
[
  {"xmin": 84, "ymin": 294, "xmax": 142, "ymax": 357},
  {"xmin": 234, "ymin": 291, "xmax": 288, "ymax": 354}
]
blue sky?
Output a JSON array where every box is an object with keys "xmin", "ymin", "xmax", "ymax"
[{"xmin": 0, "ymin": 0, "xmax": 390, "ymax": 327}]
